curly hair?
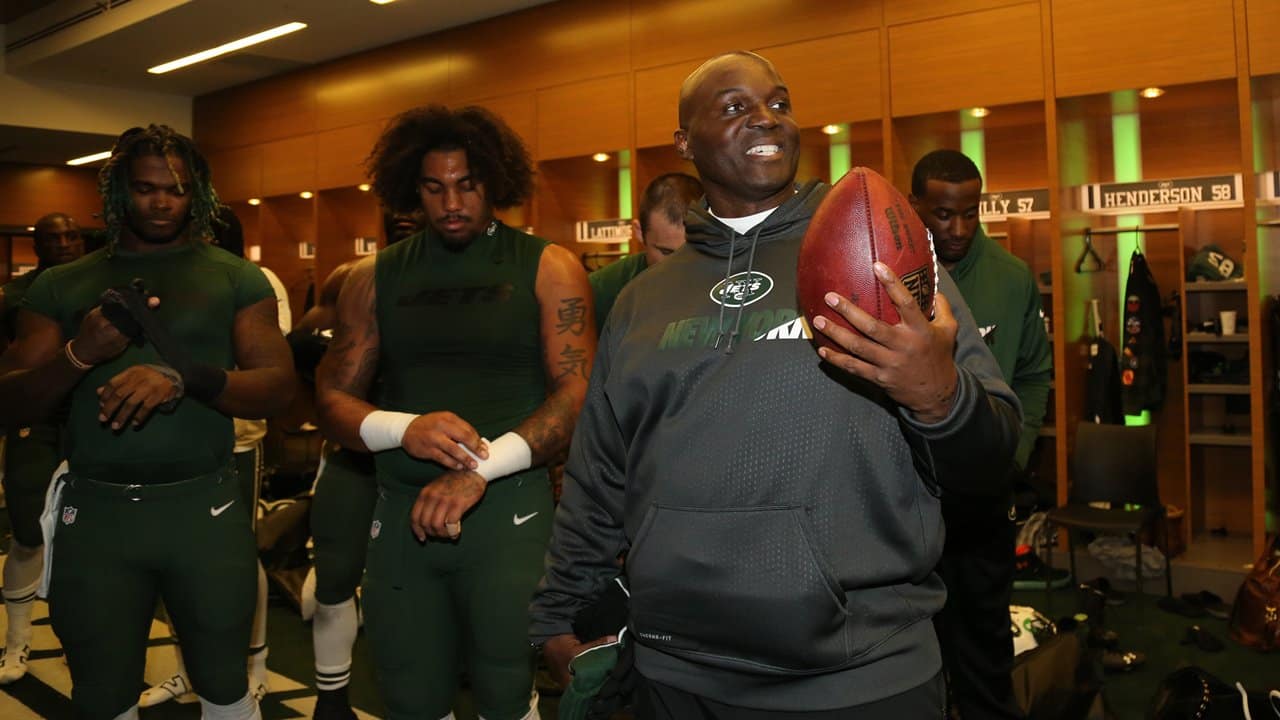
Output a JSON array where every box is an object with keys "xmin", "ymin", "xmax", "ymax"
[
  {"xmin": 98, "ymin": 124, "xmax": 221, "ymax": 246},
  {"xmin": 366, "ymin": 105, "xmax": 534, "ymax": 214}
]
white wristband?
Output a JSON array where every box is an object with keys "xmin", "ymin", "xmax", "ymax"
[
  {"xmin": 359, "ymin": 411, "xmax": 417, "ymax": 452},
  {"xmin": 458, "ymin": 431, "xmax": 532, "ymax": 482}
]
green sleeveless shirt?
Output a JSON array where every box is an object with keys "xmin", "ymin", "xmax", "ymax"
[
  {"xmin": 373, "ymin": 222, "xmax": 550, "ymax": 488},
  {"xmin": 21, "ymin": 242, "xmax": 273, "ymax": 483}
]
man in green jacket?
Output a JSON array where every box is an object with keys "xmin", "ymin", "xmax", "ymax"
[
  {"xmin": 911, "ymin": 149, "xmax": 1053, "ymax": 720},
  {"xmin": 589, "ymin": 173, "xmax": 702, "ymax": 333}
]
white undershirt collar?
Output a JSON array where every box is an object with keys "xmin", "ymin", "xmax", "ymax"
[{"xmin": 709, "ymin": 205, "xmax": 779, "ymax": 235}]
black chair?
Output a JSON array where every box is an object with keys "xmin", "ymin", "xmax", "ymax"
[{"xmin": 1045, "ymin": 422, "xmax": 1172, "ymax": 601}]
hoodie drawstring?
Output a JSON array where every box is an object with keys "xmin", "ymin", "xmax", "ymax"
[
  {"xmin": 714, "ymin": 222, "xmax": 765, "ymax": 354},
  {"xmin": 713, "ymin": 230, "xmax": 739, "ymax": 350},
  {"xmin": 726, "ymin": 223, "xmax": 765, "ymax": 353}
]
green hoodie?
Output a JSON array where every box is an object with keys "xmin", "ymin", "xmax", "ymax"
[{"xmin": 947, "ymin": 226, "xmax": 1052, "ymax": 469}]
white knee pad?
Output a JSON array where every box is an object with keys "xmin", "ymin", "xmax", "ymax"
[{"xmin": 112, "ymin": 705, "xmax": 140, "ymax": 720}]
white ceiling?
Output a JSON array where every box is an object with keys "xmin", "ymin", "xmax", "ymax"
[{"xmin": 0, "ymin": 0, "xmax": 554, "ymax": 164}]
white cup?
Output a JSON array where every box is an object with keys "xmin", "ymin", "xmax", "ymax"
[{"xmin": 1219, "ymin": 310, "xmax": 1238, "ymax": 335}]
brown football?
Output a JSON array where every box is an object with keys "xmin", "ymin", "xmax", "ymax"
[{"xmin": 797, "ymin": 167, "xmax": 937, "ymax": 353}]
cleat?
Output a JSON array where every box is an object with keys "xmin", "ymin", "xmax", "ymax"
[
  {"xmin": 0, "ymin": 644, "xmax": 30, "ymax": 684},
  {"xmin": 139, "ymin": 672, "xmax": 196, "ymax": 707}
]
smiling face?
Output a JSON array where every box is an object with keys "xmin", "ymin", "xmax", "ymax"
[
  {"xmin": 123, "ymin": 153, "xmax": 193, "ymax": 248},
  {"xmin": 675, "ymin": 54, "xmax": 800, "ymax": 218}
]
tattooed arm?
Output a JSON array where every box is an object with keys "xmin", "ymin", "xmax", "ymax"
[
  {"xmin": 315, "ymin": 257, "xmax": 382, "ymax": 449},
  {"xmin": 512, "ymin": 243, "xmax": 597, "ymax": 466},
  {"xmin": 315, "ymin": 256, "xmax": 482, "ymax": 465}
]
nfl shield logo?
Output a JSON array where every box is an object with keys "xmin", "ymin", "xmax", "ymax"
[
  {"xmin": 370, "ymin": 520, "xmax": 382, "ymax": 539},
  {"xmin": 62, "ymin": 506, "xmax": 78, "ymax": 525}
]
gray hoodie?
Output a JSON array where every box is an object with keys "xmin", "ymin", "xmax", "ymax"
[{"xmin": 530, "ymin": 180, "xmax": 1020, "ymax": 710}]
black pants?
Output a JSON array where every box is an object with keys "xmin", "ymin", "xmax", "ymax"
[
  {"xmin": 635, "ymin": 672, "xmax": 945, "ymax": 719},
  {"xmin": 934, "ymin": 499, "xmax": 1024, "ymax": 720}
]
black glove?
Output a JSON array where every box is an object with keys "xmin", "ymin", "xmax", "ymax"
[
  {"xmin": 98, "ymin": 279, "xmax": 151, "ymax": 347},
  {"xmin": 98, "ymin": 278, "xmax": 227, "ymax": 403}
]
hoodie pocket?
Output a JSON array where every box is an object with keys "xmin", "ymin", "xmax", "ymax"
[{"xmin": 627, "ymin": 504, "xmax": 851, "ymax": 674}]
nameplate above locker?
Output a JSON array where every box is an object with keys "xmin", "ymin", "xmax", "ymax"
[
  {"xmin": 1258, "ymin": 171, "xmax": 1280, "ymax": 206},
  {"xmin": 980, "ymin": 188, "xmax": 1050, "ymax": 223},
  {"xmin": 1080, "ymin": 174, "xmax": 1243, "ymax": 215},
  {"xmin": 575, "ymin": 218, "xmax": 633, "ymax": 244}
]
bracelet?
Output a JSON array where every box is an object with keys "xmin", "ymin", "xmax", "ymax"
[{"xmin": 64, "ymin": 341, "xmax": 93, "ymax": 371}]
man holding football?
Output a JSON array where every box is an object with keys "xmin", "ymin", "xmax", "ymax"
[{"xmin": 531, "ymin": 50, "xmax": 1021, "ymax": 718}]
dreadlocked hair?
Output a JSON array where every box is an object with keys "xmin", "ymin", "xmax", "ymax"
[
  {"xmin": 366, "ymin": 105, "xmax": 534, "ymax": 214},
  {"xmin": 98, "ymin": 124, "xmax": 222, "ymax": 246}
]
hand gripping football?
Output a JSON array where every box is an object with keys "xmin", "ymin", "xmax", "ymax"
[{"xmin": 797, "ymin": 167, "xmax": 937, "ymax": 352}]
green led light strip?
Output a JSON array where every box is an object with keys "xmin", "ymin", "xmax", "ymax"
[
  {"xmin": 616, "ymin": 149, "xmax": 633, "ymax": 252},
  {"xmin": 1111, "ymin": 90, "xmax": 1149, "ymax": 426}
]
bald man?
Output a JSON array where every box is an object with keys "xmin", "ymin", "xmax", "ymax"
[
  {"xmin": 0, "ymin": 212, "xmax": 84, "ymax": 683},
  {"xmin": 530, "ymin": 51, "xmax": 1019, "ymax": 718}
]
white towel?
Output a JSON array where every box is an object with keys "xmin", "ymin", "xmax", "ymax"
[{"xmin": 37, "ymin": 461, "xmax": 70, "ymax": 599}]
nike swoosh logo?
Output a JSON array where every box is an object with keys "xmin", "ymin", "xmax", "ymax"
[
  {"xmin": 210, "ymin": 500, "xmax": 236, "ymax": 517},
  {"xmin": 513, "ymin": 512, "xmax": 538, "ymax": 526}
]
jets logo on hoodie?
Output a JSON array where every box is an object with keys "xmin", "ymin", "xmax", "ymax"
[{"xmin": 709, "ymin": 271, "xmax": 774, "ymax": 308}]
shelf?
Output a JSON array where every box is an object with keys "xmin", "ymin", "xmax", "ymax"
[
  {"xmin": 1185, "ymin": 332, "xmax": 1248, "ymax": 344},
  {"xmin": 1187, "ymin": 432, "xmax": 1251, "ymax": 447},
  {"xmin": 1187, "ymin": 383, "xmax": 1251, "ymax": 395},
  {"xmin": 1185, "ymin": 280, "xmax": 1247, "ymax": 292}
]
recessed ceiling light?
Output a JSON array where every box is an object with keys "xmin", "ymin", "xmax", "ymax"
[
  {"xmin": 821, "ymin": 124, "xmax": 841, "ymax": 135},
  {"xmin": 369, "ymin": 0, "xmax": 397, "ymax": 4},
  {"xmin": 26, "ymin": 226, "xmax": 35, "ymax": 232},
  {"xmin": 358, "ymin": 183, "xmax": 371, "ymax": 192},
  {"xmin": 1139, "ymin": 87, "xmax": 1165, "ymax": 99},
  {"xmin": 66, "ymin": 150, "xmax": 112, "ymax": 166},
  {"xmin": 247, "ymin": 198, "xmax": 262, "ymax": 206},
  {"xmin": 148, "ymin": 22, "xmax": 307, "ymax": 74},
  {"xmin": 299, "ymin": 191, "xmax": 314, "ymax": 199},
  {"xmin": 969, "ymin": 107, "xmax": 991, "ymax": 118},
  {"xmin": 592, "ymin": 153, "xmax": 610, "ymax": 162}
]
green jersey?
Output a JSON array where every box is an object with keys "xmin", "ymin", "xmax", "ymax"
[
  {"xmin": 373, "ymin": 223, "xmax": 550, "ymax": 488},
  {"xmin": 3, "ymin": 269, "xmax": 42, "ymax": 342},
  {"xmin": 588, "ymin": 252, "xmax": 647, "ymax": 333},
  {"xmin": 22, "ymin": 242, "xmax": 272, "ymax": 483}
]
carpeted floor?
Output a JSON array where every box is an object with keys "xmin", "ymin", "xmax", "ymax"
[{"xmin": 1, "ymin": 553, "xmax": 1275, "ymax": 718}]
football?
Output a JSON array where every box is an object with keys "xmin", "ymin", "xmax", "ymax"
[{"xmin": 797, "ymin": 167, "xmax": 937, "ymax": 352}]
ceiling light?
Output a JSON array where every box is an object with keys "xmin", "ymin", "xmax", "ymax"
[
  {"xmin": 1140, "ymin": 87, "xmax": 1165, "ymax": 99},
  {"xmin": 592, "ymin": 153, "xmax": 610, "ymax": 162},
  {"xmin": 821, "ymin": 124, "xmax": 841, "ymax": 135},
  {"xmin": 26, "ymin": 226, "xmax": 35, "ymax": 232},
  {"xmin": 969, "ymin": 107, "xmax": 990, "ymax": 118},
  {"xmin": 369, "ymin": 0, "xmax": 397, "ymax": 4},
  {"xmin": 358, "ymin": 183, "xmax": 371, "ymax": 192},
  {"xmin": 148, "ymin": 22, "xmax": 307, "ymax": 74},
  {"xmin": 299, "ymin": 191, "xmax": 314, "ymax": 199},
  {"xmin": 66, "ymin": 150, "xmax": 111, "ymax": 166},
  {"xmin": 247, "ymin": 198, "xmax": 262, "ymax": 206}
]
